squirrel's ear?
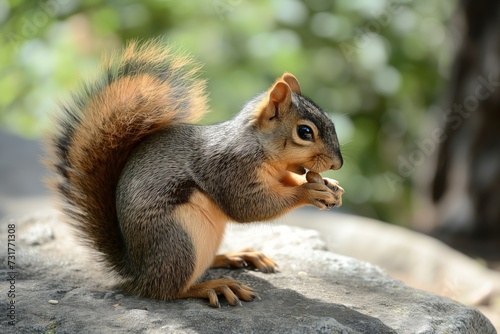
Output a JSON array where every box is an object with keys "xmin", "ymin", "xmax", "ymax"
[
  {"xmin": 281, "ymin": 73, "xmax": 301, "ymax": 94},
  {"xmin": 269, "ymin": 81, "xmax": 291, "ymax": 106},
  {"xmin": 254, "ymin": 80, "xmax": 292, "ymax": 128},
  {"xmin": 268, "ymin": 80, "xmax": 292, "ymax": 117}
]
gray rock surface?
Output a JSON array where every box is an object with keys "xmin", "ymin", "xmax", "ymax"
[
  {"xmin": 0, "ymin": 211, "xmax": 496, "ymax": 334},
  {"xmin": 287, "ymin": 210, "xmax": 500, "ymax": 313}
]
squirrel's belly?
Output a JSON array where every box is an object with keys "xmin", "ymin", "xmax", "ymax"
[{"xmin": 173, "ymin": 190, "xmax": 229, "ymax": 288}]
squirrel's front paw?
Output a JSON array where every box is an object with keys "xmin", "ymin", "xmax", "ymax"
[
  {"xmin": 322, "ymin": 177, "xmax": 344, "ymax": 208},
  {"xmin": 303, "ymin": 172, "xmax": 344, "ymax": 210}
]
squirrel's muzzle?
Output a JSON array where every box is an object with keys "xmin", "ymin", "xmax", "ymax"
[{"xmin": 330, "ymin": 155, "xmax": 343, "ymax": 170}]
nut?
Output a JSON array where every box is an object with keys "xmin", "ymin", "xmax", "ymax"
[{"xmin": 306, "ymin": 171, "xmax": 323, "ymax": 184}]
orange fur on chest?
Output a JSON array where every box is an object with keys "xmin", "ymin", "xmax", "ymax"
[
  {"xmin": 259, "ymin": 161, "xmax": 307, "ymax": 192},
  {"xmin": 174, "ymin": 191, "xmax": 230, "ymax": 290}
]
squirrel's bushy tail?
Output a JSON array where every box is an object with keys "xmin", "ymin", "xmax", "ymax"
[{"xmin": 45, "ymin": 41, "xmax": 208, "ymax": 274}]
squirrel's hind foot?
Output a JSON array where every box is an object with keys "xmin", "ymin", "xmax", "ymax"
[
  {"xmin": 177, "ymin": 278, "xmax": 258, "ymax": 308},
  {"xmin": 211, "ymin": 248, "xmax": 279, "ymax": 273}
]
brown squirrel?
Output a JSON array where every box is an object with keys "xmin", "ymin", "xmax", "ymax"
[{"xmin": 46, "ymin": 40, "xmax": 344, "ymax": 307}]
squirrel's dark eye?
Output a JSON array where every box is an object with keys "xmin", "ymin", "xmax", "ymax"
[{"xmin": 297, "ymin": 125, "xmax": 314, "ymax": 141}]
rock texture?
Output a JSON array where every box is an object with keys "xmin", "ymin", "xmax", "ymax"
[
  {"xmin": 286, "ymin": 209, "xmax": 500, "ymax": 330},
  {"xmin": 0, "ymin": 211, "xmax": 496, "ymax": 334}
]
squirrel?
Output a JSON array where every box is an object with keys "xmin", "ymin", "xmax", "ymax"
[{"xmin": 45, "ymin": 40, "xmax": 344, "ymax": 308}]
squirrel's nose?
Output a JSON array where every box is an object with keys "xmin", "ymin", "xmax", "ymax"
[{"xmin": 330, "ymin": 155, "xmax": 343, "ymax": 170}]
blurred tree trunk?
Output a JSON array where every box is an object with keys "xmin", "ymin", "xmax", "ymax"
[{"xmin": 431, "ymin": 0, "xmax": 500, "ymax": 239}]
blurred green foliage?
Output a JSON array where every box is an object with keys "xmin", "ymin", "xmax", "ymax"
[{"xmin": 0, "ymin": 0, "xmax": 456, "ymax": 224}]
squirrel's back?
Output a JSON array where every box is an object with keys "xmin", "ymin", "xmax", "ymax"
[{"xmin": 45, "ymin": 41, "xmax": 209, "ymax": 274}]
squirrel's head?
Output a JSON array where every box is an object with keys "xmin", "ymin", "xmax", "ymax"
[{"xmin": 251, "ymin": 73, "xmax": 343, "ymax": 175}]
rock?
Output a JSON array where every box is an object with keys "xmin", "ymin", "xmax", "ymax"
[
  {"xmin": 0, "ymin": 211, "xmax": 496, "ymax": 334},
  {"xmin": 19, "ymin": 222, "xmax": 54, "ymax": 246},
  {"xmin": 286, "ymin": 210, "xmax": 500, "ymax": 312}
]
